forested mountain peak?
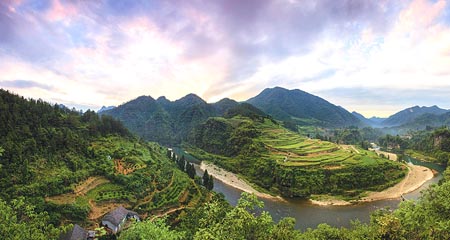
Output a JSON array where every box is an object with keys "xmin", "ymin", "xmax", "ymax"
[
  {"xmin": 247, "ymin": 87, "xmax": 361, "ymax": 127},
  {"xmin": 174, "ymin": 93, "xmax": 207, "ymax": 107},
  {"xmin": 382, "ymin": 105, "xmax": 449, "ymax": 127}
]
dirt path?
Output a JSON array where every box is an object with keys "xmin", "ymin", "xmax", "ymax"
[
  {"xmin": 341, "ymin": 145, "xmax": 360, "ymax": 154},
  {"xmin": 149, "ymin": 206, "xmax": 186, "ymax": 221},
  {"xmin": 47, "ymin": 176, "xmax": 109, "ymax": 204},
  {"xmin": 75, "ymin": 176, "xmax": 109, "ymax": 196}
]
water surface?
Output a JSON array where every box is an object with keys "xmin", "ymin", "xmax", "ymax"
[{"xmin": 172, "ymin": 148, "xmax": 443, "ymax": 230}]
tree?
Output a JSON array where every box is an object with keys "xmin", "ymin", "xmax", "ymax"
[
  {"xmin": 119, "ymin": 219, "xmax": 184, "ymax": 240},
  {"xmin": 207, "ymin": 175, "xmax": 214, "ymax": 190},
  {"xmin": 186, "ymin": 163, "xmax": 196, "ymax": 179},
  {"xmin": 178, "ymin": 155, "xmax": 186, "ymax": 171},
  {"xmin": 0, "ymin": 198, "xmax": 62, "ymax": 240},
  {"xmin": 202, "ymin": 170, "xmax": 210, "ymax": 189},
  {"xmin": 194, "ymin": 193, "xmax": 274, "ymax": 240}
]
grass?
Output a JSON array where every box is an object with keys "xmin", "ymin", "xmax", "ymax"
[{"xmin": 405, "ymin": 149, "xmax": 437, "ymax": 162}]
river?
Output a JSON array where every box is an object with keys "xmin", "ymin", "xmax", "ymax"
[{"xmin": 172, "ymin": 148, "xmax": 444, "ymax": 230}]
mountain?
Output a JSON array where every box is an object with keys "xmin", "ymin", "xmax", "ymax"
[
  {"xmin": 211, "ymin": 98, "xmax": 239, "ymax": 115},
  {"xmin": 369, "ymin": 116, "xmax": 386, "ymax": 124},
  {"xmin": 382, "ymin": 105, "xmax": 449, "ymax": 127},
  {"xmin": 101, "ymin": 94, "xmax": 239, "ymax": 145},
  {"xmin": 0, "ymin": 89, "xmax": 208, "ymax": 232},
  {"xmin": 97, "ymin": 105, "xmax": 116, "ymax": 113},
  {"xmin": 247, "ymin": 87, "xmax": 361, "ymax": 127},
  {"xmin": 352, "ymin": 111, "xmax": 373, "ymax": 126},
  {"xmin": 395, "ymin": 112, "xmax": 450, "ymax": 130}
]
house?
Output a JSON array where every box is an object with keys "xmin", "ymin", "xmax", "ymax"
[
  {"xmin": 59, "ymin": 224, "xmax": 88, "ymax": 240},
  {"xmin": 101, "ymin": 206, "xmax": 140, "ymax": 234}
]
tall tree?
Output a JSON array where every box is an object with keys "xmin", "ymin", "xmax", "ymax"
[{"xmin": 202, "ymin": 170, "xmax": 210, "ymax": 188}]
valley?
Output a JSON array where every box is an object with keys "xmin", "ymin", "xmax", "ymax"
[
  {"xmin": 187, "ymin": 116, "xmax": 406, "ymax": 201},
  {"xmin": 1, "ymin": 88, "xmax": 450, "ymax": 239}
]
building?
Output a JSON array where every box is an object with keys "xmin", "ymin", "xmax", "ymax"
[
  {"xmin": 59, "ymin": 224, "xmax": 88, "ymax": 240},
  {"xmin": 101, "ymin": 206, "xmax": 140, "ymax": 234}
]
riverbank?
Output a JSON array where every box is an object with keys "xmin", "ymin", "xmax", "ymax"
[
  {"xmin": 199, "ymin": 162, "xmax": 283, "ymax": 201},
  {"xmin": 361, "ymin": 163, "xmax": 433, "ymax": 202},
  {"xmin": 201, "ymin": 161, "xmax": 433, "ymax": 206},
  {"xmin": 311, "ymin": 163, "xmax": 434, "ymax": 205}
]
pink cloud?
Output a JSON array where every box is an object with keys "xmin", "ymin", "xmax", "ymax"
[{"xmin": 45, "ymin": 0, "xmax": 78, "ymax": 22}]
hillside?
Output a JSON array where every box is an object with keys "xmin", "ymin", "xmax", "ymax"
[
  {"xmin": 101, "ymin": 95, "xmax": 239, "ymax": 145},
  {"xmin": 247, "ymin": 87, "xmax": 361, "ymax": 127},
  {"xmin": 0, "ymin": 89, "xmax": 208, "ymax": 229},
  {"xmin": 352, "ymin": 111, "xmax": 375, "ymax": 126},
  {"xmin": 188, "ymin": 115, "xmax": 405, "ymax": 199},
  {"xmin": 382, "ymin": 105, "xmax": 449, "ymax": 127}
]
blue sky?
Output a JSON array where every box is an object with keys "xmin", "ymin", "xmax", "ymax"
[{"xmin": 1, "ymin": 0, "xmax": 450, "ymax": 117}]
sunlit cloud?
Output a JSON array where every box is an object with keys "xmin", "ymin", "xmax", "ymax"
[{"xmin": 0, "ymin": 0, "xmax": 449, "ymax": 117}]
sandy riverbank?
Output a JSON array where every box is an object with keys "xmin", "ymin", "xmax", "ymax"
[
  {"xmin": 200, "ymin": 162, "xmax": 283, "ymax": 201},
  {"xmin": 361, "ymin": 163, "xmax": 433, "ymax": 202},
  {"xmin": 311, "ymin": 163, "xmax": 434, "ymax": 206},
  {"xmin": 200, "ymin": 161, "xmax": 434, "ymax": 206}
]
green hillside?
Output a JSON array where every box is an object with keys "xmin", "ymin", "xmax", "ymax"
[
  {"xmin": 0, "ymin": 90, "xmax": 208, "ymax": 231},
  {"xmin": 188, "ymin": 116, "xmax": 405, "ymax": 199},
  {"xmin": 246, "ymin": 87, "xmax": 362, "ymax": 127},
  {"xmin": 101, "ymin": 94, "xmax": 239, "ymax": 145}
]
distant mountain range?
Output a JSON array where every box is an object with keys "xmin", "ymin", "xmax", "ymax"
[
  {"xmin": 353, "ymin": 105, "xmax": 450, "ymax": 131},
  {"xmin": 97, "ymin": 105, "xmax": 116, "ymax": 113},
  {"xmin": 100, "ymin": 87, "xmax": 365, "ymax": 145},
  {"xmin": 100, "ymin": 94, "xmax": 240, "ymax": 145},
  {"xmin": 246, "ymin": 87, "xmax": 361, "ymax": 127},
  {"xmin": 100, "ymin": 87, "xmax": 450, "ymax": 145}
]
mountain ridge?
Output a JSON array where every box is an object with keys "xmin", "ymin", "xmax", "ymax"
[{"xmin": 246, "ymin": 87, "xmax": 362, "ymax": 127}]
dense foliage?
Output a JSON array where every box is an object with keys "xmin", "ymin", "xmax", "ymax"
[
  {"xmin": 0, "ymin": 90, "xmax": 210, "ymax": 238},
  {"xmin": 0, "ymin": 89, "xmax": 130, "ymax": 200},
  {"xmin": 0, "ymin": 198, "xmax": 62, "ymax": 240},
  {"xmin": 190, "ymin": 117, "xmax": 261, "ymax": 157},
  {"xmin": 366, "ymin": 127, "xmax": 450, "ymax": 166},
  {"xmin": 101, "ymin": 94, "xmax": 240, "ymax": 145}
]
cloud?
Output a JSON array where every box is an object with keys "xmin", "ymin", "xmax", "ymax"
[
  {"xmin": 0, "ymin": 0, "xmax": 450, "ymax": 117},
  {"xmin": 0, "ymin": 80, "xmax": 53, "ymax": 90}
]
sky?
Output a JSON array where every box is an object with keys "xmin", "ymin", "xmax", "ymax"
[{"xmin": 1, "ymin": 0, "xmax": 450, "ymax": 117}]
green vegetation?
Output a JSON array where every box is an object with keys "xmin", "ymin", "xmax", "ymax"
[
  {"xmin": 246, "ymin": 87, "xmax": 361, "ymax": 127},
  {"xmin": 101, "ymin": 94, "xmax": 241, "ymax": 145},
  {"xmin": 118, "ymin": 177, "xmax": 450, "ymax": 239},
  {"xmin": 376, "ymin": 127, "xmax": 450, "ymax": 165},
  {"xmin": 118, "ymin": 218, "xmax": 184, "ymax": 240},
  {"xmin": 189, "ymin": 116, "xmax": 405, "ymax": 199},
  {"xmin": 0, "ymin": 198, "xmax": 63, "ymax": 240},
  {"xmin": 0, "ymin": 90, "xmax": 209, "ymax": 236}
]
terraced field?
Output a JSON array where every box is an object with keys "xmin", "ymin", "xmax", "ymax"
[
  {"xmin": 255, "ymin": 119, "xmax": 381, "ymax": 167},
  {"xmin": 188, "ymin": 116, "xmax": 406, "ymax": 199}
]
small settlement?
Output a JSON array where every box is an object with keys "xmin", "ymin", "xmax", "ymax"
[{"xmin": 59, "ymin": 206, "xmax": 140, "ymax": 240}]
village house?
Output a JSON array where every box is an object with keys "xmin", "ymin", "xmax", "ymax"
[
  {"xmin": 59, "ymin": 224, "xmax": 90, "ymax": 240},
  {"xmin": 101, "ymin": 206, "xmax": 140, "ymax": 234}
]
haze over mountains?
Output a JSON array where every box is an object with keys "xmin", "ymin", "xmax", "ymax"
[
  {"xmin": 353, "ymin": 105, "xmax": 450, "ymax": 130},
  {"xmin": 100, "ymin": 86, "xmax": 450, "ymax": 145}
]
